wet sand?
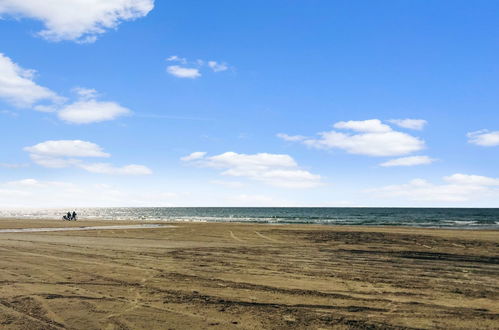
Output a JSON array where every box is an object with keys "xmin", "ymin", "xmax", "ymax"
[{"xmin": 0, "ymin": 219, "xmax": 497, "ymax": 329}]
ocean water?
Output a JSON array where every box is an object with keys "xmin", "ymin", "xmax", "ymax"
[{"xmin": 0, "ymin": 207, "xmax": 498, "ymax": 229}]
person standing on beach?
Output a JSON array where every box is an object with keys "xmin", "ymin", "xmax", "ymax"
[{"xmin": 72, "ymin": 211, "xmax": 77, "ymax": 221}]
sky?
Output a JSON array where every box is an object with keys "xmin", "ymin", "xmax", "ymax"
[{"xmin": 1, "ymin": 0, "xmax": 499, "ymax": 207}]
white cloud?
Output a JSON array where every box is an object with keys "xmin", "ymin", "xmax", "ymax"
[
  {"xmin": 25, "ymin": 140, "xmax": 108, "ymax": 168},
  {"xmin": 6, "ymin": 178, "xmax": 41, "ymax": 187},
  {"xmin": 0, "ymin": 179, "xmax": 178, "ymax": 207},
  {"xmin": 25, "ymin": 140, "xmax": 110, "ymax": 159},
  {"xmin": 181, "ymin": 151, "xmax": 207, "ymax": 162},
  {"xmin": 443, "ymin": 173, "xmax": 499, "ymax": 186},
  {"xmin": 24, "ymin": 140, "xmax": 110, "ymax": 158},
  {"xmin": 166, "ymin": 55, "xmax": 187, "ymax": 64},
  {"xmin": 24, "ymin": 140, "xmax": 151, "ymax": 175},
  {"xmin": 367, "ymin": 174, "xmax": 499, "ymax": 203},
  {"xmin": 73, "ymin": 87, "xmax": 99, "ymax": 100},
  {"xmin": 166, "ymin": 65, "xmax": 201, "ymax": 79},
  {"xmin": 0, "ymin": 0, "xmax": 154, "ymax": 43},
  {"xmin": 182, "ymin": 151, "xmax": 322, "ymax": 188},
  {"xmin": 388, "ymin": 119, "xmax": 427, "ymax": 130},
  {"xmin": 276, "ymin": 133, "xmax": 307, "ymax": 142},
  {"xmin": 78, "ymin": 163, "xmax": 152, "ymax": 175},
  {"xmin": 226, "ymin": 194, "xmax": 291, "ymax": 207},
  {"xmin": 57, "ymin": 87, "xmax": 130, "ymax": 124},
  {"xmin": 334, "ymin": 119, "xmax": 392, "ymax": 133},
  {"xmin": 210, "ymin": 180, "xmax": 245, "ymax": 188},
  {"xmin": 380, "ymin": 155, "xmax": 435, "ymax": 167},
  {"xmin": 5, "ymin": 178, "xmax": 75, "ymax": 189},
  {"xmin": 28, "ymin": 155, "xmax": 82, "ymax": 169},
  {"xmin": 166, "ymin": 56, "xmax": 230, "ymax": 78},
  {"xmin": 206, "ymin": 152, "xmax": 297, "ymax": 169},
  {"xmin": 208, "ymin": 61, "xmax": 228, "ymax": 72},
  {"xmin": 0, "ymin": 109, "xmax": 18, "ymax": 117},
  {"xmin": 58, "ymin": 99, "xmax": 131, "ymax": 124},
  {"xmin": 467, "ymin": 130, "xmax": 499, "ymax": 147},
  {"xmin": 280, "ymin": 119, "xmax": 425, "ymax": 157},
  {"xmin": 0, "ymin": 162, "xmax": 28, "ymax": 168},
  {"xmin": 0, "ymin": 53, "xmax": 63, "ymax": 108},
  {"xmin": 0, "ymin": 55, "xmax": 128, "ymax": 125}
]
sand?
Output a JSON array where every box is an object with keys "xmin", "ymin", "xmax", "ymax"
[{"xmin": 0, "ymin": 219, "xmax": 497, "ymax": 329}]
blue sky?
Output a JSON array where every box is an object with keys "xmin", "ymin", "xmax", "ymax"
[{"xmin": 1, "ymin": 0, "xmax": 498, "ymax": 207}]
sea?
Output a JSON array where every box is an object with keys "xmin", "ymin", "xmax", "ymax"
[{"xmin": 0, "ymin": 207, "xmax": 498, "ymax": 229}]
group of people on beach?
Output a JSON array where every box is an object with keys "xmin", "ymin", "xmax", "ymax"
[{"xmin": 63, "ymin": 211, "xmax": 77, "ymax": 221}]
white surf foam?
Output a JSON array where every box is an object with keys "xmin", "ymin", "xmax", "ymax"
[{"xmin": 0, "ymin": 224, "xmax": 175, "ymax": 233}]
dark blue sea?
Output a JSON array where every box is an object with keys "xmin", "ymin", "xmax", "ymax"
[{"xmin": 1, "ymin": 208, "xmax": 498, "ymax": 229}]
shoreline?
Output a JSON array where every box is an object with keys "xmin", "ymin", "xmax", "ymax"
[{"xmin": 1, "ymin": 217, "xmax": 498, "ymax": 232}]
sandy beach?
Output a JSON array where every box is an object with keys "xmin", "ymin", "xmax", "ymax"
[{"xmin": 0, "ymin": 219, "xmax": 497, "ymax": 329}]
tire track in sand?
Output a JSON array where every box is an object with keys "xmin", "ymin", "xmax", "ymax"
[
  {"xmin": 0, "ymin": 300, "xmax": 66, "ymax": 330},
  {"xmin": 255, "ymin": 231, "xmax": 279, "ymax": 243},
  {"xmin": 229, "ymin": 231, "xmax": 244, "ymax": 242}
]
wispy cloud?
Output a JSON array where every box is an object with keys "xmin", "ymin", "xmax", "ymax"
[
  {"xmin": 0, "ymin": 179, "xmax": 178, "ymax": 208},
  {"xmin": 24, "ymin": 140, "xmax": 151, "ymax": 175},
  {"xmin": 78, "ymin": 163, "xmax": 152, "ymax": 175},
  {"xmin": 226, "ymin": 194, "xmax": 291, "ymax": 207},
  {"xmin": 181, "ymin": 152, "xmax": 207, "ymax": 162},
  {"xmin": 166, "ymin": 55, "xmax": 230, "ymax": 79},
  {"xmin": 276, "ymin": 133, "xmax": 307, "ymax": 142},
  {"xmin": 1, "ymin": 110, "xmax": 19, "ymax": 117},
  {"xmin": 210, "ymin": 180, "xmax": 245, "ymax": 188},
  {"xmin": 0, "ymin": 163, "xmax": 28, "ymax": 169},
  {"xmin": 467, "ymin": 130, "xmax": 499, "ymax": 147},
  {"xmin": 380, "ymin": 155, "xmax": 435, "ymax": 167},
  {"xmin": 208, "ymin": 61, "xmax": 229, "ymax": 72},
  {"xmin": 388, "ymin": 119, "xmax": 427, "ymax": 130},
  {"xmin": 366, "ymin": 173, "xmax": 499, "ymax": 203},
  {"xmin": 165, "ymin": 55, "xmax": 187, "ymax": 64},
  {"xmin": 136, "ymin": 114, "xmax": 214, "ymax": 121},
  {"xmin": 182, "ymin": 151, "xmax": 323, "ymax": 188}
]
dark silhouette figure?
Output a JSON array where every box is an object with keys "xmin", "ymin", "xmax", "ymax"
[{"xmin": 63, "ymin": 211, "xmax": 77, "ymax": 221}]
